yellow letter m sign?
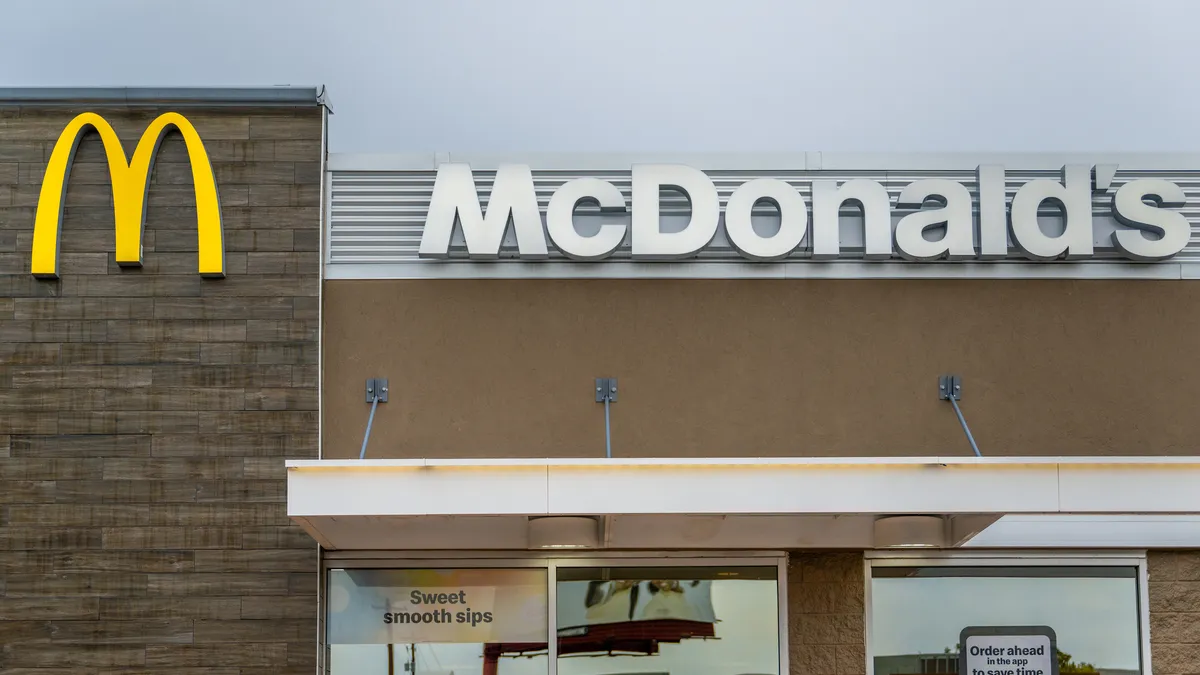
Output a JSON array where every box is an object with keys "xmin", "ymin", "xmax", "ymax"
[{"xmin": 30, "ymin": 112, "xmax": 225, "ymax": 279}]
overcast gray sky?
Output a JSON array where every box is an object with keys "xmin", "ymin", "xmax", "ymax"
[{"xmin": 2, "ymin": 0, "xmax": 1198, "ymax": 154}]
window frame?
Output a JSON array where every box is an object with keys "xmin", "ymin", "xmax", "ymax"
[
  {"xmin": 863, "ymin": 550, "xmax": 1151, "ymax": 675},
  {"xmin": 322, "ymin": 550, "xmax": 789, "ymax": 675}
]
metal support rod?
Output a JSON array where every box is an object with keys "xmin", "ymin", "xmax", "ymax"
[
  {"xmin": 939, "ymin": 374, "xmax": 982, "ymax": 457},
  {"xmin": 359, "ymin": 394, "xmax": 381, "ymax": 460},
  {"xmin": 603, "ymin": 398, "xmax": 612, "ymax": 459},
  {"xmin": 595, "ymin": 377, "xmax": 617, "ymax": 459},
  {"xmin": 945, "ymin": 391, "xmax": 984, "ymax": 454}
]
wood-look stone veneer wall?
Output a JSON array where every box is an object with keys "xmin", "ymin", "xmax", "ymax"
[{"xmin": 0, "ymin": 102, "xmax": 322, "ymax": 673}]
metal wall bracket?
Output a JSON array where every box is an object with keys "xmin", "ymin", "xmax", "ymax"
[
  {"xmin": 360, "ymin": 377, "xmax": 389, "ymax": 460},
  {"xmin": 366, "ymin": 378, "xmax": 389, "ymax": 403},
  {"xmin": 595, "ymin": 378, "xmax": 617, "ymax": 458},
  {"xmin": 938, "ymin": 374, "xmax": 981, "ymax": 457},
  {"xmin": 595, "ymin": 378, "xmax": 618, "ymax": 402},
  {"xmin": 938, "ymin": 375, "xmax": 962, "ymax": 401}
]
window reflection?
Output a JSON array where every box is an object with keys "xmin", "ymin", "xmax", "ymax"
[
  {"xmin": 330, "ymin": 644, "xmax": 549, "ymax": 675},
  {"xmin": 556, "ymin": 566, "xmax": 780, "ymax": 675},
  {"xmin": 870, "ymin": 567, "xmax": 1141, "ymax": 675}
]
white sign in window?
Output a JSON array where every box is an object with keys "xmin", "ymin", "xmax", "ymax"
[
  {"xmin": 327, "ymin": 568, "xmax": 548, "ymax": 675},
  {"xmin": 960, "ymin": 627, "xmax": 1058, "ymax": 675}
]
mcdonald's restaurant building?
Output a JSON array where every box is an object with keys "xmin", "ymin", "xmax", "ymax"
[{"xmin": 1, "ymin": 87, "xmax": 1200, "ymax": 675}]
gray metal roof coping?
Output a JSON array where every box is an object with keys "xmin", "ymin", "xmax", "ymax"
[{"xmin": 0, "ymin": 85, "xmax": 330, "ymax": 109}]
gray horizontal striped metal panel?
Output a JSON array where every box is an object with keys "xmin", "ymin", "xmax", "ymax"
[{"xmin": 326, "ymin": 165, "xmax": 1200, "ymax": 279}]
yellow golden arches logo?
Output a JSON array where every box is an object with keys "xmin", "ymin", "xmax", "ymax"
[{"xmin": 30, "ymin": 111, "xmax": 225, "ymax": 279}]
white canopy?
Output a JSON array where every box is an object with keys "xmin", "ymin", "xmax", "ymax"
[{"xmin": 287, "ymin": 456, "xmax": 1200, "ymax": 550}]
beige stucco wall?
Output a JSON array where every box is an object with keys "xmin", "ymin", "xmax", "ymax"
[{"xmin": 323, "ymin": 279, "xmax": 1200, "ymax": 460}]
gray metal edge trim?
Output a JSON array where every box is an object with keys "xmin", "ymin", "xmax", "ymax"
[
  {"xmin": 317, "ymin": 106, "xmax": 328, "ymax": 462},
  {"xmin": 328, "ymin": 151, "xmax": 1200, "ymax": 172},
  {"xmin": 324, "ymin": 261, "xmax": 1187, "ymax": 281},
  {"xmin": 0, "ymin": 86, "xmax": 329, "ymax": 107}
]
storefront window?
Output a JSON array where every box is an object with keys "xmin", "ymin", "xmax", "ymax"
[
  {"xmin": 555, "ymin": 566, "xmax": 780, "ymax": 675},
  {"xmin": 870, "ymin": 566, "xmax": 1143, "ymax": 675},
  {"xmin": 327, "ymin": 568, "xmax": 549, "ymax": 675}
]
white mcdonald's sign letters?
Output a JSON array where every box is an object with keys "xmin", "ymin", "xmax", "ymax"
[{"xmin": 418, "ymin": 163, "xmax": 1190, "ymax": 263}]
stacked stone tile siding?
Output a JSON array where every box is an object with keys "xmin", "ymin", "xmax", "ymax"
[{"xmin": 0, "ymin": 96, "xmax": 322, "ymax": 672}]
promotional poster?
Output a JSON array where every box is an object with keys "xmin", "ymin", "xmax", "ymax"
[{"xmin": 327, "ymin": 569, "xmax": 548, "ymax": 645}]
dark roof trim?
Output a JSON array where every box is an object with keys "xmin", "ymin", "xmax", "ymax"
[{"xmin": 0, "ymin": 86, "xmax": 330, "ymax": 108}]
